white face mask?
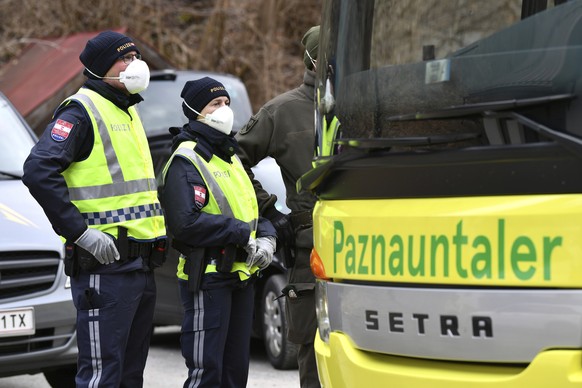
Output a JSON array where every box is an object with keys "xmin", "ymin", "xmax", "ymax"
[
  {"xmin": 116, "ymin": 59, "xmax": 150, "ymax": 94},
  {"xmin": 183, "ymin": 101, "xmax": 234, "ymax": 135},
  {"xmin": 85, "ymin": 58, "xmax": 150, "ymax": 94}
]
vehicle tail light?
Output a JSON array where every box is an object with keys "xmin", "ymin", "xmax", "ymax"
[{"xmin": 310, "ymin": 248, "xmax": 329, "ymax": 280}]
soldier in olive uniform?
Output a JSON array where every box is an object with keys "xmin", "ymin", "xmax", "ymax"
[{"xmin": 235, "ymin": 26, "xmax": 321, "ymax": 388}]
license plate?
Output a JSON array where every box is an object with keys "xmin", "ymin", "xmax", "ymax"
[{"xmin": 0, "ymin": 307, "xmax": 35, "ymax": 337}]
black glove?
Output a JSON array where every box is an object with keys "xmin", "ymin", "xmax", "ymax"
[{"xmin": 269, "ymin": 209, "xmax": 294, "ymax": 248}]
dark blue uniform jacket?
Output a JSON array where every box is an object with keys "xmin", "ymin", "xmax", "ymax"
[
  {"xmin": 22, "ymin": 79, "xmax": 144, "ymax": 242},
  {"xmin": 161, "ymin": 121, "xmax": 276, "ymax": 249}
]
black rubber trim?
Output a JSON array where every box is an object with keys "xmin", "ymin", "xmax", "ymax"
[{"xmin": 302, "ymin": 142, "xmax": 582, "ymax": 200}]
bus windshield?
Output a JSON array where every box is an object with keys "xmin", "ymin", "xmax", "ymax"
[{"xmin": 317, "ymin": 0, "xmax": 580, "ymax": 148}]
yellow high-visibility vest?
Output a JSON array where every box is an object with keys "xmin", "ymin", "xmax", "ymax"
[
  {"xmin": 162, "ymin": 140, "xmax": 259, "ymax": 280},
  {"xmin": 61, "ymin": 88, "xmax": 165, "ymax": 241},
  {"xmin": 314, "ymin": 114, "xmax": 341, "ymax": 167}
]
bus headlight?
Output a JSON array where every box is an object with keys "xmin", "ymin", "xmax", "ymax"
[{"xmin": 315, "ymin": 279, "xmax": 331, "ymax": 343}]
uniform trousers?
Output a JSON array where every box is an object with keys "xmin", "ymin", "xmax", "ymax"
[
  {"xmin": 71, "ymin": 268, "xmax": 156, "ymax": 388},
  {"xmin": 285, "ymin": 226, "xmax": 321, "ymax": 388},
  {"xmin": 179, "ymin": 272, "xmax": 254, "ymax": 388}
]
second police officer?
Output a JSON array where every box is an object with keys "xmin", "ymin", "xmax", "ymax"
[{"xmin": 160, "ymin": 77, "xmax": 277, "ymax": 387}]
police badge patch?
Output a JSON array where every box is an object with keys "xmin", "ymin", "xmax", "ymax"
[
  {"xmin": 193, "ymin": 185, "xmax": 207, "ymax": 209},
  {"xmin": 238, "ymin": 115, "xmax": 258, "ymax": 135},
  {"xmin": 50, "ymin": 119, "xmax": 73, "ymax": 142}
]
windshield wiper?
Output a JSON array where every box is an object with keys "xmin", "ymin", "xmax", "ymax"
[
  {"xmin": 335, "ymin": 133, "xmax": 480, "ymax": 150},
  {"xmin": 387, "ymin": 94, "xmax": 575, "ymax": 121},
  {"xmin": 501, "ymin": 111, "xmax": 582, "ymax": 158},
  {"xmin": 0, "ymin": 170, "xmax": 22, "ymax": 179}
]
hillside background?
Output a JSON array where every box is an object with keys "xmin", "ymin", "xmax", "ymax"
[{"xmin": 0, "ymin": 0, "xmax": 322, "ymax": 111}]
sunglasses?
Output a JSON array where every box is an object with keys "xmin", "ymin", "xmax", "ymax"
[{"xmin": 119, "ymin": 53, "xmax": 142, "ymax": 64}]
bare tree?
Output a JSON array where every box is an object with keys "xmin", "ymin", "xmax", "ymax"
[{"xmin": 0, "ymin": 0, "xmax": 322, "ymax": 110}]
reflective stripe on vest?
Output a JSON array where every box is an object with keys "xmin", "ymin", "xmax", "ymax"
[
  {"xmin": 169, "ymin": 145, "xmax": 258, "ymax": 232},
  {"xmin": 61, "ymin": 89, "xmax": 165, "ymax": 240},
  {"xmin": 66, "ymin": 93, "xmax": 158, "ymax": 201},
  {"xmin": 84, "ymin": 202, "xmax": 163, "ymax": 226}
]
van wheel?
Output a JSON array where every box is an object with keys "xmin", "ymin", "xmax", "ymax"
[
  {"xmin": 44, "ymin": 364, "xmax": 77, "ymax": 388},
  {"xmin": 261, "ymin": 274, "xmax": 298, "ymax": 370}
]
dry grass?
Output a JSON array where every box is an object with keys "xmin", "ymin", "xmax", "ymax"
[{"xmin": 0, "ymin": 0, "xmax": 322, "ymax": 110}]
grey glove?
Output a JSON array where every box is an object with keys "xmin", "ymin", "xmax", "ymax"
[
  {"xmin": 248, "ymin": 236, "xmax": 276, "ymax": 269},
  {"xmin": 75, "ymin": 228, "xmax": 120, "ymax": 265},
  {"xmin": 244, "ymin": 236, "xmax": 257, "ymax": 261}
]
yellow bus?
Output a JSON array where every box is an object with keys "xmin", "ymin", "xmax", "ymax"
[{"xmin": 300, "ymin": 1, "xmax": 582, "ymax": 386}]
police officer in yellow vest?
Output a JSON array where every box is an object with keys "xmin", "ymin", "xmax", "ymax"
[
  {"xmin": 22, "ymin": 31, "xmax": 167, "ymax": 388},
  {"xmin": 160, "ymin": 77, "xmax": 277, "ymax": 388}
]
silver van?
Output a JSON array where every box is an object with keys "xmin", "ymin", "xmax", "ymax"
[{"xmin": 0, "ymin": 92, "xmax": 77, "ymax": 387}]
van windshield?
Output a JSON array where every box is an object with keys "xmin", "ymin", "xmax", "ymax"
[{"xmin": 0, "ymin": 97, "xmax": 36, "ymax": 176}]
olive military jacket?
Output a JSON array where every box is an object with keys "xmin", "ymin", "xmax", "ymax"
[{"xmin": 235, "ymin": 70, "xmax": 317, "ymax": 219}]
